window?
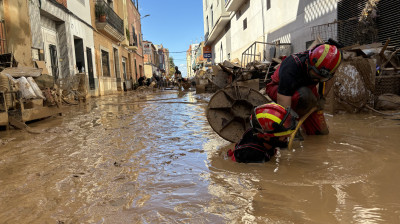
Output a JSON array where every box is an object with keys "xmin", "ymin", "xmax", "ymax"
[
  {"xmin": 267, "ymin": 0, "xmax": 271, "ymax": 10},
  {"xmin": 206, "ymin": 16, "xmax": 209, "ymax": 33},
  {"xmin": 225, "ymin": 21, "xmax": 231, "ymax": 32},
  {"xmin": 243, "ymin": 18, "xmax": 247, "ymax": 30},
  {"xmin": 211, "ymin": 5, "xmax": 213, "ymax": 27},
  {"xmin": 101, "ymin": 50, "xmax": 110, "ymax": 77},
  {"xmin": 134, "ymin": 59, "xmax": 138, "ymax": 79},
  {"xmin": 220, "ymin": 43, "xmax": 223, "ymax": 62}
]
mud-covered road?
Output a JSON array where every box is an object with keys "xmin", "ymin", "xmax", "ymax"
[{"xmin": 1, "ymin": 90, "xmax": 400, "ymax": 223}]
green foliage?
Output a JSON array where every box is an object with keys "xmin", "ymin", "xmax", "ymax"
[
  {"xmin": 126, "ymin": 28, "xmax": 130, "ymax": 40},
  {"xmin": 95, "ymin": 2, "xmax": 108, "ymax": 17},
  {"xmin": 169, "ymin": 57, "xmax": 175, "ymax": 78}
]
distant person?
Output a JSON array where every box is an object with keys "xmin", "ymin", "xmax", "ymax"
[
  {"xmin": 227, "ymin": 103, "xmax": 298, "ymax": 163},
  {"xmin": 174, "ymin": 66, "xmax": 182, "ymax": 81},
  {"xmin": 174, "ymin": 66, "xmax": 182, "ymax": 89},
  {"xmin": 138, "ymin": 75, "xmax": 145, "ymax": 86}
]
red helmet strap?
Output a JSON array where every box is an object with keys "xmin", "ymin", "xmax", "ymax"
[{"xmin": 309, "ymin": 65, "xmax": 333, "ymax": 82}]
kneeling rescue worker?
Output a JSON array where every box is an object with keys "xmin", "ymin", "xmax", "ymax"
[
  {"xmin": 265, "ymin": 43, "xmax": 342, "ymax": 136},
  {"xmin": 228, "ymin": 103, "xmax": 298, "ymax": 163}
]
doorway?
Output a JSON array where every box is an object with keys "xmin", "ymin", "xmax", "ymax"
[
  {"xmin": 74, "ymin": 37, "xmax": 85, "ymax": 73},
  {"xmin": 49, "ymin": 44, "xmax": 59, "ymax": 80},
  {"xmin": 86, "ymin": 47, "xmax": 95, "ymax": 90},
  {"xmin": 42, "ymin": 28, "xmax": 59, "ymax": 79},
  {"xmin": 122, "ymin": 57, "xmax": 127, "ymax": 80},
  {"xmin": 113, "ymin": 47, "xmax": 121, "ymax": 90}
]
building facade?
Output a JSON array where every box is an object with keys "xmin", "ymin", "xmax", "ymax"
[
  {"xmin": 91, "ymin": 0, "xmax": 128, "ymax": 95},
  {"xmin": 163, "ymin": 48, "xmax": 170, "ymax": 78},
  {"xmin": 124, "ymin": 0, "xmax": 144, "ymax": 83},
  {"xmin": 143, "ymin": 40, "xmax": 157, "ymax": 78},
  {"xmin": 186, "ymin": 43, "xmax": 199, "ymax": 78},
  {"xmin": 0, "ymin": 0, "xmax": 146, "ymax": 96},
  {"xmin": 203, "ymin": 0, "xmax": 338, "ymax": 66},
  {"xmin": 68, "ymin": 0, "xmax": 98, "ymax": 96}
]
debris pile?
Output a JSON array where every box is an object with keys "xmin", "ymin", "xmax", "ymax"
[
  {"xmin": 194, "ymin": 58, "xmax": 281, "ymax": 94},
  {"xmin": 0, "ymin": 55, "xmax": 68, "ymax": 130},
  {"xmin": 196, "ymin": 39, "xmax": 400, "ymax": 114},
  {"xmin": 327, "ymin": 39, "xmax": 400, "ymax": 113}
]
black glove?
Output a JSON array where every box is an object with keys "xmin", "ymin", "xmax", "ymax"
[{"xmin": 317, "ymin": 97, "xmax": 326, "ymax": 110}]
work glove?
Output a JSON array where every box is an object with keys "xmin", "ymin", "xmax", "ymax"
[{"xmin": 317, "ymin": 97, "xmax": 326, "ymax": 110}]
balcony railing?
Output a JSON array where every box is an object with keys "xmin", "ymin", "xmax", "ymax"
[
  {"xmin": 225, "ymin": 0, "xmax": 247, "ymax": 12},
  {"xmin": 95, "ymin": 0, "xmax": 124, "ymax": 37},
  {"xmin": 129, "ymin": 32, "xmax": 138, "ymax": 47},
  {"xmin": 128, "ymin": 32, "xmax": 138, "ymax": 50}
]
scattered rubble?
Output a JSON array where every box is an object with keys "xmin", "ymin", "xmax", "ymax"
[
  {"xmin": 197, "ymin": 38, "xmax": 400, "ymax": 115},
  {"xmin": 0, "ymin": 53, "xmax": 91, "ymax": 131}
]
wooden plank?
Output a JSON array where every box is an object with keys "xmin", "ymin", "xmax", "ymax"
[
  {"xmin": 379, "ymin": 38, "xmax": 391, "ymax": 58},
  {"xmin": 381, "ymin": 49, "xmax": 400, "ymax": 68},
  {"xmin": 272, "ymin": 58, "xmax": 282, "ymax": 64},
  {"xmin": 2, "ymin": 66, "xmax": 42, "ymax": 77},
  {"xmin": 8, "ymin": 116, "xmax": 41, "ymax": 134},
  {"xmin": 21, "ymin": 106, "xmax": 62, "ymax": 122},
  {"xmin": 35, "ymin": 61, "xmax": 49, "ymax": 75},
  {"xmin": 0, "ymin": 112, "xmax": 8, "ymax": 126},
  {"xmin": 218, "ymin": 63, "xmax": 234, "ymax": 75}
]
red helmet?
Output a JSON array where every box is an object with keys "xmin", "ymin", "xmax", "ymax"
[
  {"xmin": 309, "ymin": 44, "xmax": 342, "ymax": 81},
  {"xmin": 250, "ymin": 103, "xmax": 298, "ymax": 137}
]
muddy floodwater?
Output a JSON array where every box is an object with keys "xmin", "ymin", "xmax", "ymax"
[{"xmin": 1, "ymin": 90, "xmax": 400, "ymax": 224}]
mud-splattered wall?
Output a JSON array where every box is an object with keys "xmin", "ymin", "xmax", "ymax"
[{"xmin": 3, "ymin": 0, "xmax": 33, "ymax": 66}]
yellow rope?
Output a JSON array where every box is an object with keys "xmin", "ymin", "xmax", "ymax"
[{"xmin": 288, "ymin": 107, "xmax": 317, "ymax": 151}]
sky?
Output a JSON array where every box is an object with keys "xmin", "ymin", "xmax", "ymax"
[{"xmin": 139, "ymin": 0, "xmax": 205, "ymax": 77}]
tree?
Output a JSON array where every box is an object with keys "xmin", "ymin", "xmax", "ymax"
[{"xmin": 168, "ymin": 57, "xmax": 175, "ymax": 79}]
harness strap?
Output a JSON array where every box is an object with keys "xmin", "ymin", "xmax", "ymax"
[{"xmin": 292, "ymin": 54, "xmax": 304, "ymax": 70}]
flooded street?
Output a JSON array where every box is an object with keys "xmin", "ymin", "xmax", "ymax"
[{"xmin": 1, "ymin": 90, "xmax": 400, "ymax": 224}]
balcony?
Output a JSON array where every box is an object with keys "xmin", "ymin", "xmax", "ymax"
[
  {"xmin": 225, "ymin": 0, "xmax": 247, "ymax": 12},
  {"xmin": 205, "ymin": 14, "xmax": 230, "ymax": 45},
  {"xmin": 128, "ymin": 32, "xmax": 138, "ymax": 51},
  {"xmin": 95, "ymin": 0, "xmax": 125, "ymax": 42}
]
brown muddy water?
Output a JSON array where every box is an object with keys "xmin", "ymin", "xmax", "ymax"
[{"xmin": 1, "ymin": 90, "xmax": 400, "ymax": 224}]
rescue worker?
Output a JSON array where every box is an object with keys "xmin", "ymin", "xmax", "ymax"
[
  {"xmin": 228, "ymin": 103, "xmax": 298, "ymax": 163},
  {"xmin": 265, "ymin": 44, "xmax": 342, "ymax": 136}
]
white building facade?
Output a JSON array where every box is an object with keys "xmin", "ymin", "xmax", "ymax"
[
  {"xmin": 68, "ymin": 0, "xmax": 98, "ymax": 96},
  {"xmin": 203, "ymin": 0, "xmax": 339, "ymax": 65}
]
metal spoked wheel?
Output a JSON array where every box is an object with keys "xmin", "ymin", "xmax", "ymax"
[{"xmin": 206, "ymin": 85, "xmax": 271, "ymax": 143}]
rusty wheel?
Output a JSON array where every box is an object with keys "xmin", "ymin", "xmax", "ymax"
[{"xmin": 206, "ymin": 85, "xmax": 271, "ymax": 143}]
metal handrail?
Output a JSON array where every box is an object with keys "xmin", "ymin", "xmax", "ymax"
[
  {"xmin": 95, "ymin": 0, "xmax": 124, "ymax": 35},
  {"xmin": 240, "ymin": 41, "xmax": 291, "ymax": 68}
]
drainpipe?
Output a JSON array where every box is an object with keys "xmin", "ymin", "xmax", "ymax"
[{"xmin": 261, "ymin": 0, "xmax": 266, "ymax": 43}]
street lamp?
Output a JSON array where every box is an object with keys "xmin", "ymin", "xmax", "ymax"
[
  {"xmin": 133, "ymin": 14, "xmax": 150, "ymax": 23},
  {"xmin": 141, "ymin": 14, "xmax": 150, "ymax": 19}
]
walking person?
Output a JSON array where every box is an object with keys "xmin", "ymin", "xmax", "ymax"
[{"xmin": 174, "ymin": 66, "xmax": 182, "ymax": 91}]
